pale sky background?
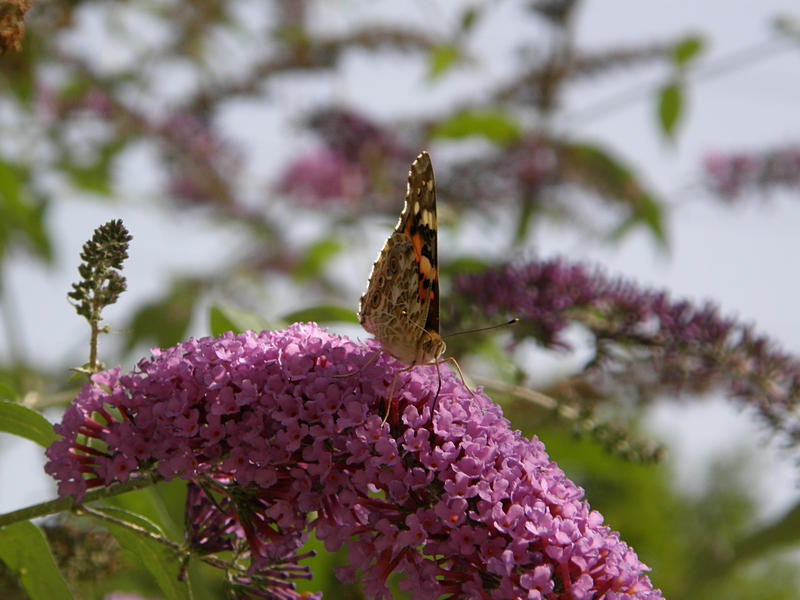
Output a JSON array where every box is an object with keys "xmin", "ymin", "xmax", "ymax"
[{"xmin": 2, "ymin": 1, "xmax": 800, "ymax": 532}]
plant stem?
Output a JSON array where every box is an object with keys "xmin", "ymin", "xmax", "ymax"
[{"xmin": 0, "ymin": 472, "xmax": 160, "ymax": 527}]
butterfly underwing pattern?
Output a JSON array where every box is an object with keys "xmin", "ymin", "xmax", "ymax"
[{"xmin": 359, "ymin": 151, "xmax": 446, "ymax": 375}]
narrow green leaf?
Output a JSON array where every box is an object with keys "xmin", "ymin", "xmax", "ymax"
[
  {"xmin": 733, "ymin": 500, "xmax": 800, "ymax": 563},
  {"xmin": 429, "ymin": 45, "xmax": 460, "ymax": 79},
  {"xmin": 558, "ymin": 142, "xmax": 666, "ymax": 245},
  {"xmin": 125, "ymin": 280, "xmax": 201, "ymax": 353},
  {"xmin": 0, "ymin": 160, "xmax": 52, "ymax": 262},
  {"xmin": 209, "ymin": 305, "xmax": 281, "ymax": 337},
  {"xmin": 0, "ymin": 375, "xmax": 17, "ymax": 401},
  {"xmin": 282, "ymin": 305, "xmax": 359, "ymax": 325},
  {"xmin": 294, "ymin": 238, "xmax": 343, "ymax": 281},
  {"xmin": 460, "ymin": 7, "xmax": 480, "ymax": 33},
  {"xmin": 106, "ymin": 480, "xmax": 186, "ymax": 540},
  {"xmin": 104, "ymin": 521, "xmax": 190, "ymax": 600},
  {"xmin": 63, "ymin": 138, "xmax": 126, "ymax": 197},
  {"xmin": 440, "ymin": 257, "xmax": 490, "ymax": 277},
  {"xmin": 673, "ymin": 35, "xmax": 704, "ymax": 68},
  {"xmin": 610, "ymin": 193, "xmax": 666, "ymax": 247},
  {"xmin": 93, "ymin": 506, "xmax": 166, "ymax": 536},
  {"xmin": 0, "ymin": 521, "xmax": 75, "ymax": 600},
  {"xmin": 658, "ymin": 82, "xmax": 682, "ymax": 139},
  {"xmin": 432, "ymin": 110, "xmax": 521, "ymax": 146},
  {"xmin": 0, "ymin": 401, "xmax": 58, "ymax": 448}
]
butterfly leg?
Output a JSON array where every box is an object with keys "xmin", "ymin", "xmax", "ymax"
[
  {"xmin": 382, "ymin": 364, "xmax": 419, "ymax": 425},
  {"xmin": 429, "ymin": 356, "xmax": 474, "ymax": 416},
  {"xmin": 333, "ymin": 351, "xmax": 380, "ymax": 379}
]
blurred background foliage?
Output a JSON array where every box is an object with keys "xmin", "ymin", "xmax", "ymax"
[{"xmin": 1, "ymin": 0, "xmax": 800, "ymax": 598}]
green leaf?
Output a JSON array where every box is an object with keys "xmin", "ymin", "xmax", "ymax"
[
  {"xmin": 432, "ymin": 110, "xmax": 521, "ymax": 146},
  {"xmin": 429, "ymin": 44, "xmax": 460, "ymax": 79},
  {"xmin": 460, "ymin": 7, "xmax": 480, "ymax": 33},
  {"xmin": 294, "ymin": 238, "xmax": 343, "ymax": 281},
  {"xmin": 440, "ymin": 257, "xmax": 490, "ymax": 277},
  {"xmin": 0, "ymin": 160, "xmax": 52, "ymax": 263},
  {"xmin": 104, "ymin": 521, "xmax": 190, "ymax": 600},
  {"xmin": 558, "ymin": 142, "xmax": 666, "ymax": 245},
  {"xmin": 0, "ymin": 401, "xmax": 58, "ymax": 448},
  {"xmin": 92, "ymin": 506, "xmax": 167, "ymax": 536},
  {"xmin": 209, "ymin": 305, "xmax": 282, "ymax": 337},
  {"xmin": 774, "ymin": 15, "xmax": 800, "ymax": 36},
  {"xmin": 63, "ymin": 138, "xmax": 126, "ymax": 197},
  {"xmin": 0, "ymin": 36, "xmax": 35, "ymax": 103},
  {"xmin": 733, "ymin": 500, "xmax": 800, "ymax": 563},
  {"xmin": 282, "ymin": 305, "xmax": 359, "ymax": 325},
  {"xmin": 125, "ymin": 280, "xmax": 202, "ymax": 354},
  {"xmin": 610, "ymin": 193, "xmax": 666, "ymax": 247},
  {"xmin": 107, "ymin": 479, "xmax": 186, "ymax": 541},
  {"xmin": 0, "ymin": 374, "xmax": 17, "ymax": 401},
  {"xmin": 0, "ymin": 521, "xmax": 75, "ymax": 600},
  {"xmin": 673, "ymin": 35, "xmax": 704, "ymax": 68},
  {"xmin": 658, "ymin": 81, "xmax": 682, "ymax": 140}
]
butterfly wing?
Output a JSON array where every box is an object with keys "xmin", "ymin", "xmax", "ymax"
[{"xmin": 359, "ymin": 152, "xmax": 440, "ymax": 366}]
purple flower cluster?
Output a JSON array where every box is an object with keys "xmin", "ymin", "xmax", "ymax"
[
  {"xmin": 455, "ymin": 260, "xmax": 800, "ymax": 445},
  {"xmin": 439, "ymin": 136, "xmax": 559, "ymax": 210},
  {"xmin": 704, "ymin": 146, "xmax": 800, "ymax": 200},
  {"xmin": 277, "ymin": 109, "xmax": 414, "ymax": 210},
  {"xmin": 158, "ymin": 112, "xmax": 242, "ymax": 205},
  {"xmin": 45, "ymin": 323, "xmax": 660, "ymax": 599}
]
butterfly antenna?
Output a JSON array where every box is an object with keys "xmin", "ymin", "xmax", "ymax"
[
  {"xmin": 443, "ymin": 318, "xmax": 519, "ymax": 339},
  {"xmin": 400, "ymin": 310, "xmax": 435, "ymax": 341}
]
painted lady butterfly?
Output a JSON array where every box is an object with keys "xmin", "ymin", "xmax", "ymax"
[{"xmin": 359, "ymin": 152, "xmax": 450, "ymax": 420}]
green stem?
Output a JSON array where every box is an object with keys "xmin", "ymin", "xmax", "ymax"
[
  {"xmin": 89, "ymin": 293, "xmax": 101, "ymax": 373},
  {"xmin": 0, "ymin": 472, "xmax": 160, "ymax": 527}
]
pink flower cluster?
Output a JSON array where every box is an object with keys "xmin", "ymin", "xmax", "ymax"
[
  {"xmin": 45, "ymin": 323, "xmax": 661, "ymax": 599},
  {"xmin": 276, "ymin": 109, "xmax": 414, "ymax": 210}
]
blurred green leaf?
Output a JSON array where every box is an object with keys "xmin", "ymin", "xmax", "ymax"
[
  {"xmin": 460, "ymin": 7, "xmax": 480, "ymax": 33},
  {"xmin": 440, "ymin": 257, "xmax": 490, "ymax": 277},
  {"xmin": 209, "ymin": 305, "xmax": 281, "ymax": 336},
  {"xmin": 0, "ymin": 375, "xmax": 16, "ymax": 401},
  {"xmin": 0, "ymin": 160, "xmax": 52, "ymax": 264},
  {"xmin": 62, "ymin": 138, "xmax": 126, "ymax": 197},
  {"xmin": 774, "ymin": 15, "xmax": 800, "ymax": 37},
  {"xmin": 611, "ymin": 192, "xmax": 665, "ymax": 246},
  {"xmin": 432, "ymin": 110, "xmax": 521, "ymax": 146},
  {"xmin": 103, "ymin": 520, "xmax": 190, "ymax": 600},
  {"xmin": 0, "ymin": 521, "xmax": 75, "ymax": 600},
  {"xmin": 559, "ymin": 142, "xmax": 666, "ymax": 245},
  {"xmin": 673, "ymin": 35, "xmax": 705, "ymax": 68},
  {"xmin": 429, "ymin": 44, "xmax": 460, "ymax": 79},
  {"xmin": 282, "ymin": 305, "xmax": 359, "ymax": 325},
  {"xmin": 0, "ymin": 34, "xmax": 35, "ymax": 103},
  {"xmin": 125, "ymin": 280, "xmax": 202, "ymax": 353},
  {"xmin": 294, "ymin": 238, "xmax": 343, "ymax": 282},
  {"xmin": 0, "ymin": 401, "xmax": 58, "ymax": 448},
  {"xmin": 658, "ymin": 81, "xmax": 682, "ymax": 139},
  {"xmin": 733, "ymin": 500, "xmax": 800, "ymax": 564}
]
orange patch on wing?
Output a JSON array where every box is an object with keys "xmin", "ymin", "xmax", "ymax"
[{"xmin": 408, "ymin": 231, "xmax": 424, "ymax": 262}]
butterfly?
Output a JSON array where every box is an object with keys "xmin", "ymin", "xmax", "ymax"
[{"xmin": 358, "ymin": 151, "xmax": 454, "ymax": 421}]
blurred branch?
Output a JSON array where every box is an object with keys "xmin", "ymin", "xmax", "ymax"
[{"xmin": 565, "ymin": 36, "xmax": 794, "ymax": 125}]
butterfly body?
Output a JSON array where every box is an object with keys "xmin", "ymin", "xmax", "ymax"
[{"xmin": 359, "ymin": 151, "xmax": 445, "ymax": 369}]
